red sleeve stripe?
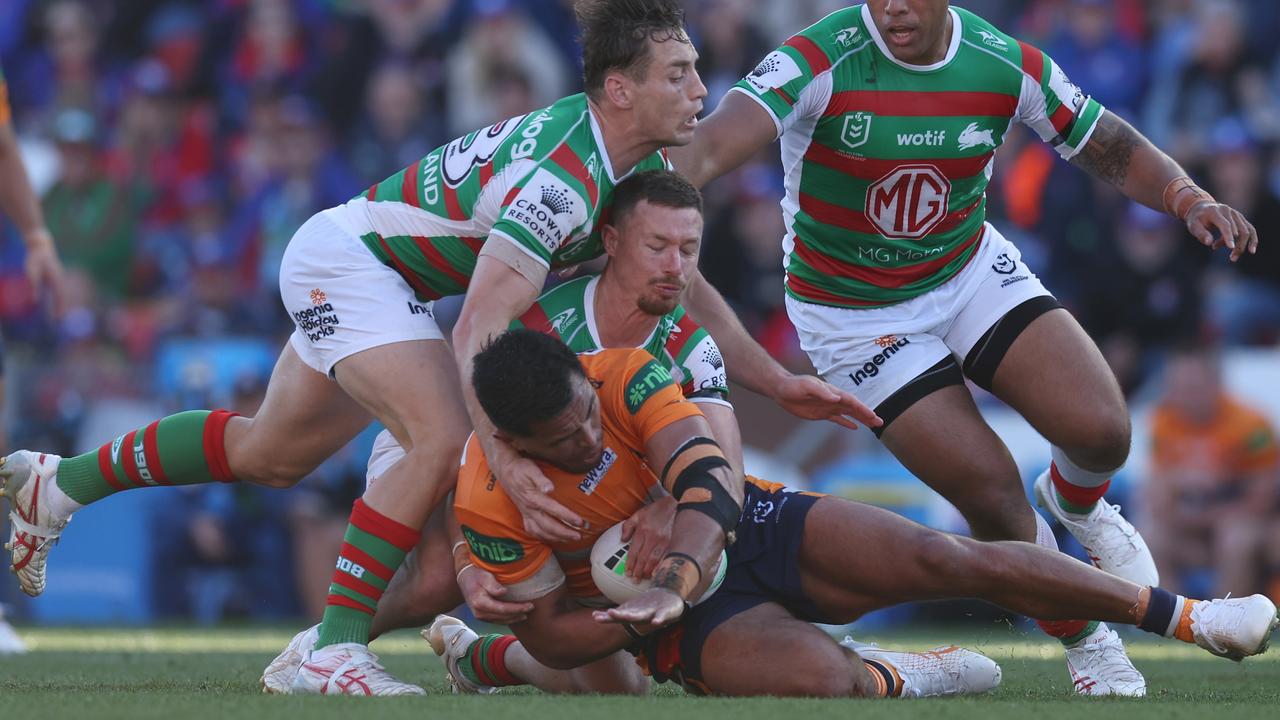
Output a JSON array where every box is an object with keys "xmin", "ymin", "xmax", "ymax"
[
  {"xmin": 141, "ymin": 421, "xmax": 170, "ymax": 486},
  {"xmin": 519, "ymin": 302, "xmax": 554, "ymax": 335},
  {"xmin": 784, "ymin": 35, "xmax": 832, "ymax": 76},
  {"xmin": 1050, "ymin": 104, "xmax": 1075, "ymax": 135},
  {"xmin": 1017, "ymin": 41, "xmax": 1044, "ymax": 82},
  {"xmin": 772, "ymin": 86, "xmax": 795, "ymax": 105},
  {"xmin": 825, "ymin": 91, "xmax": 1017, "ymax": 119},
  {"xmin": 550, "ymin": 144, "xmax": 598, "ymax": 206},
  {"xmin": 442, "ymin": 183, "xmax": 467, "ymax": 221}
]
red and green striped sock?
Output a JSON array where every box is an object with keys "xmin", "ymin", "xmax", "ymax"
[
  {"xmin": 458, "ymin": 634, "xmax": 522, "ymax": 688},
  {"xmin": 54, "ymin": 410, "xmax": 238, "ymax": 505},
  {"xmin": 315, "ymin": 498, "xmax": 420, "ymax": 649}
]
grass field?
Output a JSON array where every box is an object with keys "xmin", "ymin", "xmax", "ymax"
[{"xmin": 1, "ymin": 625, "xmax": 1277, "ymax": 720}]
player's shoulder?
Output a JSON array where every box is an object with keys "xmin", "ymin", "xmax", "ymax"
[
  {"xmin": 456, "ymin": 435, "xmax": 527, "ymax": 531},
  {"xmin": 791, "ymin": 5, "xmax": 868, "ymax": 56},
  {"xmin": 953, "ymin": 6, "xmax": 1030, "ymax": 67}
]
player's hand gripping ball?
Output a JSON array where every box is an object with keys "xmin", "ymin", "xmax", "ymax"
[{"xmin": 590, "ymin": 521, "xmax": 727, "ymax": 605}]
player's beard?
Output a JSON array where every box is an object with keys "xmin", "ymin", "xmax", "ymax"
[{"xmin": 637, "ymin": 279, "xmax": 683, "ymax": 316}]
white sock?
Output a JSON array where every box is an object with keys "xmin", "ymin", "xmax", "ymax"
[{"xmin": 44, "ymin": 477, "xmax": 84, "ymax": 519}]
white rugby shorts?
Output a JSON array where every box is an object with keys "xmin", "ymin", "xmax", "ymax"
[
  {"xmin": 786, "ymin": 223, "xmax": 1054, "ymax": 411},
  {"xmin": 279, "ymin": 207, "xmax": 444, "ymax": 377}
]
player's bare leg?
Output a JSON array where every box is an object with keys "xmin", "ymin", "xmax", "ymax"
[
  {"xmin": 2, "ymin": 342, "xmax": 369, "ymax": 597},
  {"xmin": 293, "ymin": 338, "xmax": 470, "ymax": 696},
  {"xmin": 795, "ymin": 497, "xmax": 1276, "ymax": 662},
  {"xmin": 991, "ymin": 309, "xmax": 1158, "ymax": 586},
  {"xmin": 697, "ymin": 602, "xmax": 999, "ymax": 698}
]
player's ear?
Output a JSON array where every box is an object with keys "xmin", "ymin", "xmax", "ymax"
[
  {"xmin": 603, "ymin": 70, "xmax": 633, "ymax": 110},
  {"xmin": 602, "ymin": 223, "xmax": 620, "ymax": 257}
]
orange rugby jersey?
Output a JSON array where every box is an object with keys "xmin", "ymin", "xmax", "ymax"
[
  {"xmin": 455, "ymin": 347, "xmax": 704, "ymax": 603},
  {"xmin": 1151, "ymin": 396, "xmax": 1278, "ymax": 480}
]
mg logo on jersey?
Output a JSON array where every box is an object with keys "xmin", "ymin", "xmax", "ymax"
[
  {"xmin": 958, "ymin": 122, "xmax": 996, "ymax": 150},
  {"xmin": 866, "ymin": 164, "xmax": 951, "ymax": 239},
  {"xmin": 841, "ymin": 112, "xmax": 874, "ymax": 150}
]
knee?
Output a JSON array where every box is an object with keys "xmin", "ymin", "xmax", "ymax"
[{"xmin": 1064, "ymin": 413, "xmax": 1131, "ymax": 472}]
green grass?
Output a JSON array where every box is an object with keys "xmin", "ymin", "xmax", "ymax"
[{"xmin": 1, "ymin": 625, "xmax": 1277, "ymax": 720}]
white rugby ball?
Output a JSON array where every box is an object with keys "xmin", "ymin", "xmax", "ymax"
[{"xmin": 590, "ymin": 521, "xmax": 727, "ymax": 606}]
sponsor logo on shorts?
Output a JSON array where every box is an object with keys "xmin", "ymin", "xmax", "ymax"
[
  {"xmin": 407, "ymin": 301, "xmax": 432, "ymax": 316},
  {"xmin": 578, "ymin": 447, "xmax": 617, "ymax": 495},
  {"xmin": 293, "ymin": 302, "xmax": 341, "ymax": 342},
  {"xmin": 462, "ymin": 525, "xmax": 525, "ymax": 564},
  {"xmin": 310, "ymin": 288, "xmax": 328, "ymax": 305},
  {"xmin": 1001, "ymin": 274, "xmax": 1029, "ymax": 288},
  {"xmin": 992, "ymin": 252, "xmax": 1016, "ymax": 275},
  {"xmin": 849, "ymin": 335, "xmax": 912, "ymax": 386},
  {"xmin": 625, "ymin": 360, "xmax": 675, "ymax": 413}
]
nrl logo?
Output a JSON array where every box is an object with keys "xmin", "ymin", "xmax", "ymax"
[
  {"xmin": 976, "ymin": 30, "xmax": 1007, "ymax": 48},
  {"xmin": 841, "ymin": 111, "xmax": 874, "ymax": 150}
]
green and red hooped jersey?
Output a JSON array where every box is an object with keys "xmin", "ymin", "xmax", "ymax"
[
  {"xmin": 732, "ymin": 4, "xmax": 1104, "ymax": 308},
  {"xmin": 346, "ymin": 93, "xmax": 670, "ymax": 301},
  {"xmin": 512, "ymin": 274, "xmax": 730, "ymax": 405}
]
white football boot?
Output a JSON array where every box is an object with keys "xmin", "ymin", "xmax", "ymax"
[
  {"xmin": 291, "ymin": 643, "xmax": 425, "ymax": 696},
  {"xmin": 1, "ymin": 451, "xmax": 73, "ymax": 597},
  {"xmin": 1188, "ymin": 594, "xmax": 1278, "ymax": 661},
  {"xmin": 0, "ymin": 606, "xmax": 27, "ymax": 655},
  {"xmin": 840, "ymin": 637, "xmax": 1001, "ymax": 697},
  {"xmin": 261, "ymin": 624, "xmax": 319, "ymax": 693},
  {"xmin": 1034, "ymin": 470, "xmax": 1159, "ymax": 587},
  {"xmin": 1062, "ymin": 623, "xmax": 1146, "ymax": 696},
  {"xmin": 423, "ymin": 615, "xmax": 499, "ymax": 694}
]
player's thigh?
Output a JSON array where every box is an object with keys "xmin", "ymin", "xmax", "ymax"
[
  {"xmin": 943, "ymin": 230, "xmax": 1128, "ymax": 461},
  {"xmin": 785, "ymin": 294, "xmax": 957, "ymax": 434},
  {"xmin": 797, "ymin": 496, "xmax": 985, "ymax": 620},
  {"xmin": 564, "ymin": 650, "xmax": 649, "ymax": 695},
  {"xmin": 225, "ymin": 342, "xmax": 371, "ymax": 485},
  {"xmin": 878, "ymin": 384, "xmax": 1032, "ymax": 540},
  {"xmin": 698, "ymin": 602, "xmax": 861, "ymax": 698}
]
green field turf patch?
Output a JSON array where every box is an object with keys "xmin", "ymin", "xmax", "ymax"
[{"xmin": 1, "ymin": 626, "xmax": 1276, "ymax": 720}]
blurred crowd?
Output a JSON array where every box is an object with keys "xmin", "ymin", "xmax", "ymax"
[{"xmin": 0, "ymin": 0, "xmax": 1278, "ymax": 619}]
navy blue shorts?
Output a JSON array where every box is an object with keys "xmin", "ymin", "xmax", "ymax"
[{"xmin": 636, "ymin": 479, "xmax": 830, "ymax": 694}]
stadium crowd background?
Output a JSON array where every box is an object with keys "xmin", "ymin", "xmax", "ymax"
[{"xmin": 0, "ymin": 0, "xmax": 1277, "ymax": 625}]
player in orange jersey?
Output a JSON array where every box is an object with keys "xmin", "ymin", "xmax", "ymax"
[{"xmin": 426, "ymin": 329, "xmax": 1274, "ymax": 698}]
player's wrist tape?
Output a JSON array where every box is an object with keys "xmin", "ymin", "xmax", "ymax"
[
  {"xmin": 654, "ymin": 551, "xmax": 703, "ymax": 600},
  {"xmin": 1162, "ymin": 175, "xmax": 1216, "ymax": 221},
  {"xmin": 621, "ymin": 622, "xmax": 645, "ymax": 641},
  {"xmin": 452, "ymin": 540, "xmax": 474, "ymax": 574},
  {"xmin": 662, "ymin": 437, "xmax": 742, "ymax": 541},
  {"xmin": 456, "ymin": 563, "xmax": 476, "ymax": 583}
]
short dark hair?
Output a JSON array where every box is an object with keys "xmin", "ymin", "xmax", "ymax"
[
  {"xmin": 576, "ymin": 0, "xmax": 688, "ymax": 99},
  {"xmin": 611, "ymin": 169, "xmax": 703, "ymax": 228},
  {"xmin": 472, "ymin": 329, "xmax": 587, "ymax": 437}
]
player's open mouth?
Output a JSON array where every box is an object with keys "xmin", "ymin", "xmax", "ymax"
[
  {"xmin": 683, "ymin": 115, "xmax": 698, "ymax": 129},
  {"xmin": 887, "ymin": 26, "xmax": 915, "ymax": 45}
]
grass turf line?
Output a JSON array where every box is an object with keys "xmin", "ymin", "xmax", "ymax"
[{"xmin": 0, "ymin": 626, "xmax": 1277, "ymax": 720}]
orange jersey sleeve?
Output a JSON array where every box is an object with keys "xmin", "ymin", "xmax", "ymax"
[{"xmin": 0, "ymin": 63, "xmax": 10, "ymax": 126}]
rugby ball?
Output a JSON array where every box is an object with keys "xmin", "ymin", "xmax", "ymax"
[{"xmin": 590, "ymin": 521, "xmax": 727, "ymax": 606}]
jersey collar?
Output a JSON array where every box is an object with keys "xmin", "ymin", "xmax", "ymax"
[
  {"xmin": 586, "ymin": 103, "xmax": 619, "ymax": 185},
  {"xmin": 861, "ymin": 4, "xmax": 962, "ymax": 73}
]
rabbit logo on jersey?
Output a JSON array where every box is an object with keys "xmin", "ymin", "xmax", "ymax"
[
  {"xmin": 505, "ymin": 168, "xmax": 583, "ymax": 255},
  {"xmin": 746, "ymin": 51, "xmax": 802, "ymax": 93}
]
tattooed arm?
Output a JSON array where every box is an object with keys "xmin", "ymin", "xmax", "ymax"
[{"xmin": 1071, "ymin": 110, "xmax": 1259, "ymax": 261}]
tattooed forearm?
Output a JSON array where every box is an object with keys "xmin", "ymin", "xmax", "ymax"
[
  {"xmin": 652, "ymin": 552, "xmax": 702, "ymax": 598},
  {"xmin": 1072, "ymin": 111, "xmax": 1140, "ymax": 188}
]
